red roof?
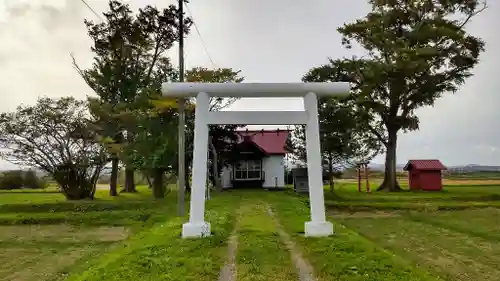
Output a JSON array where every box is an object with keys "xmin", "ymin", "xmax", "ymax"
[
  {"xmin": 237, "ymin": 130, "xmax": 291, "ymax": 155},
  {"xmin": 403, "ymin": 160, "xmax": 447, "ymax": 171}
]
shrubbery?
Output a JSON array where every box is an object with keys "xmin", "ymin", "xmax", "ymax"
[
  {"xmin": 0, "ymin": 97, "xmax": 107, "ymax": 199},
  {"xmin": 0, "ymin": 171, "xmax": 24, "ymax": 190},
  {"xmin": 23, "ymin": 170, "xmax": 47, "ymax": 189},
  {"xmin": 0, "ymin": 170, "xmax": 47, "ymax": 190}
]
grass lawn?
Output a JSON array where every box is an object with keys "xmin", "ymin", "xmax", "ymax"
[
  {"xmin": 322, "ymin": 182, "xmax": 500, "ymax": 281},
  {"xmin": 337, "ymin": 177, "xmax": 500, "ymax": 186},
  {"xmin": 338, "ymin": 211, "xmax": 500, "ymax": 281},
  {"xmin": 265, "ymin": 192, "xmax": 439, "ymax": 281},
  {"xmin": 0, "ymin": 186, "xmax": 174, "ymax": 281},
  {"xmin": 1, "ymin": 182, "xmax": 500, "ymax": 281},
  {"xmin": 74, "ymin": 190, "xmax": 442, "ymax": 281},
  {"xmin": 236, "ymin": 199, "xmax": 298, "ymax": 281},
  {"xmin": 68, "ymin": 191, "xmax": 240, "ymax": 281},
  {"xmin": 325, "ymin": 182, "xmax": 500, "ymax": 211}
]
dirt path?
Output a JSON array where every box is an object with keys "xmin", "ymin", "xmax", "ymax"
[
  {"xmin": 267, "ymin": 206, "xmax": 317, "ymax": 281},
  {"xmin": 218, "ymin": 227, "xmax": 238, "ymax": 281},
  {"xmin": 218, "ymin": 205, "xmax": 240, "ymax": 281},
  {"xmin": 217, "ymin": 200, "xmax": 317, "ymax": 281}
]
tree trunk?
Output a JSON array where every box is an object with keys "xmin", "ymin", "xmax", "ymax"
[
  {"xmin": 123, "ymin": 132, "xmax": 136, "ymax": 193},
  {"xmin": 123, "ymin": 167, "xmax": 136, "ymax": 192},
  {"xmin": 328, "ymin": 152, "xmax": 334, "ymax": 193},
  {"xmin": 145, "ymin": 173, "xmax": 152, "ymax": 189},
  {"xmin": 53, "ymin": 164, "xmax": 97, "ymax": 200},
  {"xmin": 209, "ymin": 141, "xmax": 223, "ymax": 192},
  {"xmin": 61, "ymin": 183, "xmax": 95, "ymax": 200},
  {"xmin": 185, "ymin": 157, "xmax": 191, "ymax": 193},
  {"xmin": 152, "ymin": 168, "xmax": 164, "ymax": 199},
  {"xmin": 377, "ymin": 128, "xmax": 401, "ymax": 191},
  {"xmin": 109, "ymin": 156, "xmax": 118, "ymax": 196},
  {"xmin": 365, "ymin": 164, "xmax": 371, "ymax": 192},
  {"xmin": 357, "ymin": 166, "xmax": 362, "ymax": 192}
]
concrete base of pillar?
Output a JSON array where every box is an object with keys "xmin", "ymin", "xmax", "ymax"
[
  {"xmin": 304, "ymin": 221, "xmax": 334, "ymax": 237},
  {"xmin": 182, "ymin": 222, "xmax": 211, "ymax": 238}
]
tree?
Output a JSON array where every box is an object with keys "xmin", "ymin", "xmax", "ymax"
[
  {"xmin": 0, "ymin": 170, "xmax": 24, "ymax": 190},
  {"xmin": 292, "ymin": 94, "xmax": 380, "ymax": 192},
  {"xmin": 23, "ymin": 170, "xmax": 47, "ymax": 189},
  {"xmin": 73, "ymin": 0, "xmax": 191, "ymax": 194},
  {"xmin": 86, "ymin": 100, "xmax": 124, "ymax": 196},
  {"xmin": 124, "ymin": 60, "xmax": 181, "ymax": 199},
  {"xmin": 121, "ymin": 104, "xmax": 179, "ymax": 199},
  {"xmin": 186, "ymin": 67, "xmax": 244, "ymax": 111},
  {"xmin": 0, "ymin": 97, "xmax": 107, "ymax": 199},
  {"xmin": 88, "ymin": 67, "xmax": 243, "ymax": 199},
  {"xmin": 185, "ymin": 67, "xmax": 244, "ymax": 192},
  {"xmin": 308, "ymin": 0, "xmax": 486, "ymax": 191}
]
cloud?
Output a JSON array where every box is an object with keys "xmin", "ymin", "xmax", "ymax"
[{"xmin": 0, "ymin": 0, "xmax": 499, "ymax": 169}]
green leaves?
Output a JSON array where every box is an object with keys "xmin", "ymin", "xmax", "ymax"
[
  {"xmin": 150, "ymin": 98, "xmax": 181, "ymax": 110},
  {"xmin": 74, "ymin": 0, "xmax": 192, "ymax": 174},
  {"xmin": 0, "ymin": 97, "xmax": 107, "ymax": 179},
  {"xmin": 293, "ymin": 78, "xmax": 380, "ymax": 167},
  {"xmin": 333, "ymin": 0, "xmax": 486, "ymax": 134},
  {"xmin": 301, "ymin": 0, "xmax": 486, "ymax": 172},
  {"xmin": 306, "ymin": 0, "xmax": 487, "ymax": 189},
  {"xmin": 186, "ymin": 67, "xmax": 244, "ymax": 83}
]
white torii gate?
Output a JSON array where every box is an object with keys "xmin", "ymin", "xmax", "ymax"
[{"xmin": 161, "ymin": 82, "xmax": 350, "ymax": 238}]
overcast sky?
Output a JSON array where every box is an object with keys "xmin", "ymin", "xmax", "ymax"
[{"xmin": 0, "ymin": 0, "xmax": 498, "ymax": 169}]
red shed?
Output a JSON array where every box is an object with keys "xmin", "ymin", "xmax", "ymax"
[{"xmin": 403, "ymin": 160, "xmax": 447, "ymax": 191}]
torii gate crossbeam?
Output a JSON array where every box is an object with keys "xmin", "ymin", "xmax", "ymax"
[{"xmin": 162, "ymin": 82, "xmax": 350, "ymax": 238}]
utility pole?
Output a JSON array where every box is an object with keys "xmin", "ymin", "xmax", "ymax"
[{"xmin": 177, "ymin": 0, "xmax": 186, "ymax": 216}]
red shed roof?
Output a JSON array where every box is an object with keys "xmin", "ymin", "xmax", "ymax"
[
  {"xmin": 237, "ymin": 130, "xmax": 291, "ymax": 155},
  {"xmin": 403, "ymin": 159, "xmax": 447, "ymax": 171}
]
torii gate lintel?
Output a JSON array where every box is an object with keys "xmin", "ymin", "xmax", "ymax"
[{"xmin": 161, "ymin": 82, "xmax": 350, "ymax": 238}]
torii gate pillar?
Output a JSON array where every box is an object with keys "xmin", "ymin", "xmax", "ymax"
[{"xmin": 162, "ymin": 82, "xmax": 350, "ymax": 238}]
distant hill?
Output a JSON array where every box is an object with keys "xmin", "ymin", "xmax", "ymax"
[
  {"xmin": 0, "ymin": 168, "xmax": 48, "ymax": 177},
  {"xmin": 0, "ymin": 165, "xmax": 115, "ymax": 177},
  {"xmin": 368, "ymin": 163, "xmax": 500, "ymax": 172},
  {"xmin": 447, "ymin": 164, "xmax": 500, "ymax": 172},
  {"xmin": 368, "ymin": 164, "xmax": 407, "ymax": 172}
]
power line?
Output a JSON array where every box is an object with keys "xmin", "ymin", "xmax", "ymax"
[
  {"xmin": 80, "ymin": 0, "xmax": 216, "ymax": 69},
  {"xmin": 184, "ymin": 2, "xmax": 216, "ymax": 68},
  {"xmin": 79, "ymin": 0, "xmax": 103, "ymax": 21}
]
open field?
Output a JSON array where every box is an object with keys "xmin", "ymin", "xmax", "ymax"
[
  {"xmin": 65, "ymin": 191, "xmax": 440, "ymax": 281},
  {"xmin": 0, "ymin": 183, "xmax": 499, "ymax": 280},
  {"xmin": 0, "ymin": 186, "xmax": 175, "ymax": 281},
  {"xmin": 322, "ymin": 183, "xmax": 500, "ymax": 280},
  {"xmin": 337, "ymin": 208, "xmax": 500, "ymax": 281},
  {"xmin": 443, "ymin": 179, "xmax": 500, "ymax": 185},
  {"xmin": 336, "ymin": 177, "xmax": 500, "ymax": 186},
  {"xmin": 325, "ymin": 183, "xmax": 500, "ymax": 211}
]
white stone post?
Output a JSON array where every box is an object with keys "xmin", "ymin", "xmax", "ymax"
[
  {"xmin": 303, "ymin": 92, "xmax": 334, "ymax": 237},
  {"xmin": 182, "ymin": 91, "xmax": 211, "ymax": 238}
]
